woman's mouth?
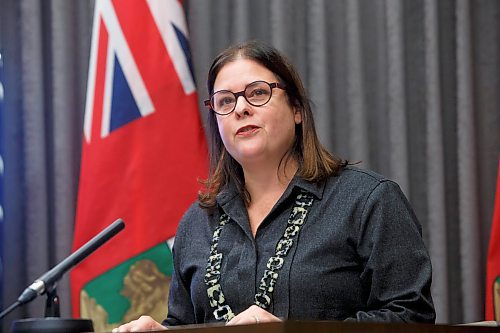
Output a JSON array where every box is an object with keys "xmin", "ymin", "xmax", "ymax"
[{"xmin": 236, "ymin": 125, "xmax": 259, "ymax": 136}]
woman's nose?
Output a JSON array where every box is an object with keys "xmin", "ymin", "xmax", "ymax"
[{"xmin": 233, "ymin": 95, "xmax": 252, "ymax": 117}]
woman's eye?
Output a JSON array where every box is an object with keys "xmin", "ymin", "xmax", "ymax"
[
  {"xmin": 218, "ymin": 96, "xmax": 234, "ymax": 106},
  {"xmin": 248, "ymin": 88, "xmax": 268, "ymax": 97}
]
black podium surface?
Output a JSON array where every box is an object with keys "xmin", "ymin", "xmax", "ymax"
[
  {"xmin": 106, "ymin": 320, "xmax": 498, "ymax": 333},
  {"xmin": 12, "ymin": 319, "xmax": 497, "ymax": 333}
]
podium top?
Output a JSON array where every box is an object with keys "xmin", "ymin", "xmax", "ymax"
[{"xmin": 140, "ymin": 320, "xmax": 499, "ymax": 333}]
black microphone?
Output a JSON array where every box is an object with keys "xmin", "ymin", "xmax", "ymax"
[{"xmin": 0, "ymin": 218, "xmax": 125, "ymax": 319}]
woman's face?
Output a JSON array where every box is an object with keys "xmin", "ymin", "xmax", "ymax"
[{"xmin": 213, "ymin": 58, "xmax": 302, "ymax": 168}]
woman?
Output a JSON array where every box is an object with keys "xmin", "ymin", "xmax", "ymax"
[{"xmin": 114, "ymin": 40, "xmax": 435, "ymax": 331}]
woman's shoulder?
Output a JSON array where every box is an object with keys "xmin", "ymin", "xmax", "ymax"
[
  {"xmin": 328, "ymin": 165, "xmax": 410, "ymax": 207},
  {"xmin": 176, "ymin": 201, "xmax": 210, "ymax": 235},
  {"xmin": 321, "ymin": 165, "xmax": 406, "ymax": 202},
  {"xmin": 181, "ymin": 201, "xmax": 207, "ymax": 219},
  {"xmin": 334, "ymin": 165, "xmax": 393, "ymax": 188}
]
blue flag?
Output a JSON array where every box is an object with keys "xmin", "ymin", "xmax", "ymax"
[{"xmin": 0, "ymin": 49, "xmax": 4, "ymax": 313}]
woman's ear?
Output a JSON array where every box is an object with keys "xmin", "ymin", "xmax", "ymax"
[{"xmin": 294, "ymin": 107, "xmax": 303, "ymax": 124}]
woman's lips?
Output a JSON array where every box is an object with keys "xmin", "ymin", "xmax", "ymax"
[{"xmin": 236, "ymin": 125, "xmax": 259, "ymax": 136}]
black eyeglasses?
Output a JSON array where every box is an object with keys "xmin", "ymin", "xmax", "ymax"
[{"xmin": 204, "ymin": 81, "xmax": 286, "ymax": 115}]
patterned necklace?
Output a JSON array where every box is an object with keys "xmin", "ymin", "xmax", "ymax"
[{"xmin": 204, "ymin": 189, "xmax": 314, "ymax": 322}]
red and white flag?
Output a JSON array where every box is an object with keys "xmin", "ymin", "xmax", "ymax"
[
  {"xmin": 70, "ymin": 0, "xmax": 207, "ymax": 330},
  {"xmin": 485, "ymin": 160, "xmax": 500, "ymax": 320}
]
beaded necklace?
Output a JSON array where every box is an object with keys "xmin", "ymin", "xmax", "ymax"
[{"xmin": 204, "ymin": 189, "xmax": 314, "ymax": 322}]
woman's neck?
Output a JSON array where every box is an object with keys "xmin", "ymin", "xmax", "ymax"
[
  {"xmin": 242, "ymin": 158, "xmax": 298, "ymax": 205},
  {"xmin": 241, "ymin": 157, "xmax": 298, "ymax": 236}
]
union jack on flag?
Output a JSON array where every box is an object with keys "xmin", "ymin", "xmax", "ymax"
[{"xmin": 71, "ymin": 0, "xmax": 208, "ymax": 330}]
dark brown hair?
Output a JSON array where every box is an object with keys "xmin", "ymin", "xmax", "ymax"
[{"xmin": 199, "ymin": 40, "xmax": 346, "ymax": 208}]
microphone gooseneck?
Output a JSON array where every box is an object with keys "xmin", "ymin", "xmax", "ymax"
[{"xmin": 0, "ymin": 218, "xmax": 125, "ymax": 320}]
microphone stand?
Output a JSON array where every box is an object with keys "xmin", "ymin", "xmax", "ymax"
[
  {"xmin": 0, "ymin": 218, "xmax": 125, "ymax": 333},
  {"xmin": 44, "ymin": 285, "xmax": 60, "ymax": 318}
]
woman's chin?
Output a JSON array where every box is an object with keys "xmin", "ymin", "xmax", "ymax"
[{"xmin": 232, "ymin": 149, "xmax": 269, "ymax": 165}]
